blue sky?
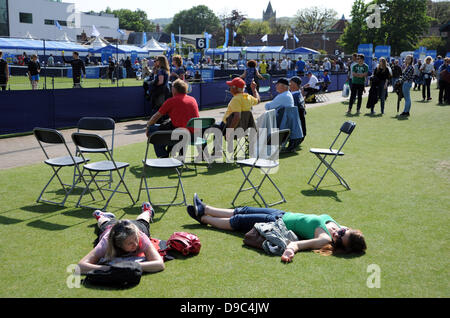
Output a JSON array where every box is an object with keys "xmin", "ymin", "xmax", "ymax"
[{"xmin": 69, "ymin": 0, "xmax": 355, "ymax": 20}]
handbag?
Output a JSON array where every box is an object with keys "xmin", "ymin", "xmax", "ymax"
[
  {"xmin": 342, "ymin": 83, "xmax": 350, "ymax": 97},
  {"xmin": 243, "ymin": 227, "xmax": 265, "ymax": 250}
]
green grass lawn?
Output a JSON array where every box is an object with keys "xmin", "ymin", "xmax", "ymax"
[
  {"xmin": 6, "ymin": 75, "xmax": 143, "ymax": 90},
  {"xmin": 0, "ymin": 86, "xmax": 448, "ymax": 298}
]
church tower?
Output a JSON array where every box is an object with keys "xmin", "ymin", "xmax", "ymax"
[{"xmin": 263, "ymin": 1, "xmax": 276, "ymax": 24}]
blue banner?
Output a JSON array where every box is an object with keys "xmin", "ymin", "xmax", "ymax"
[
  {"xmin": 358, "ymin": 44, "xmax": 374, "ymax": 72},
  {"xmin": 101, "ymin": 47, "xmax": 113, "ymax": 65},
  {"xmin": 198, "ymin": 69, "xmax": 214, "ymax": 82},
  {"xmin": 193, "ymin": 52, "xmax": 202, "ymax": 65},
  {"xmin": 426, "ymin": 50, "xmax": 437, "ymax": 59},
  {"xmin": 67, "ymin": 67, "xmax": 101, "ymax": 79},
  {"xmin": 414, "ymin": 46, "xmax": 427, "ymax": 60},
  {"xmin": 224, "ymin": 29, "xmax": 229, "ymax": 49},
  {"xmin": 374, "ymin": 45, "xmax": 391, "ymax": 59},
  {"xmin": 131, "ymin": 51, "xmax": 138, "ymax": 64}
]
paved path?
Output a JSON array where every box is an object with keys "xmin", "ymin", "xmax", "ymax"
[{"xmin": 0, "ymin": 90, "xmax": 360, "ymax": 170}]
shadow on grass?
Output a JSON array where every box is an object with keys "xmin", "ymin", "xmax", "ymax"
[
  {"xmin": 345, "ymin": 112, "xmax": 361, "ymax": 118},
  {"xmin": 123, "ymin": 123, "xmax": 147, "ymax": 136},
  {"xmin": 363, "ymin": 113, "xmax": 383, "ymax": 118},
  {"xmin": 301, "ymin": 188, "xmax": 344, "ymax": 202}
]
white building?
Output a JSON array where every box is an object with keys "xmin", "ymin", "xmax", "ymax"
[{"xmin": 1, "ymin": 0, "xmax": 120, "ymax": 41}]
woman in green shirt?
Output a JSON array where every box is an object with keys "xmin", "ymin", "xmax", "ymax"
[{"xmin": 187, "ymin": 194, "xmax": 366, "ymax": 263}]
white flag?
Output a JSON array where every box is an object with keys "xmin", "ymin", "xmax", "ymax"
[
  {"xmin": 261, "ymin": 34, "xmax": 268, "ymax": 42},
  {"xmin": 284, "ymin": 30, "xmax": 289, "ymax": 41},
  {"xmin": 91, "ymin": 25, "xmax": 100, "ymax": 37}
]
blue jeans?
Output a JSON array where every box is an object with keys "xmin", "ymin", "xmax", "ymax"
[
  {"xmin": 402, "ymin": 81, "xmax": 412, "ymax": 113},
  {"xmin": 147, "ymin": 124, "xmax": 170, "ymax": 158},
  {"xmin": 229, "ymin": 206, "xmax": 286, "ymax": 232}
]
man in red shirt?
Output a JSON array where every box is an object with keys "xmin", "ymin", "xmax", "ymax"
[{"xmin": 146, "ymin": 79, "xmax": 199, "ymax": 157}]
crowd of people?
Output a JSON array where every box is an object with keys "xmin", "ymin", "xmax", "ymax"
[{"xmin": 346, "ymin": 53, "xmax": 450, "ymax": 117}]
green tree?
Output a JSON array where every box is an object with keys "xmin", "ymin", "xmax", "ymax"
[
  {"xmin": 106, "ymin": 8, "xmax": 155, "ymax": 32},
  {"xmin": 238, "ymin": 20, "xmax": 272, "ymax": 36},
  {"xmin": 377, "ymin": 0, "xmax": 432, "ymax": 55},
  {"xmin": 165, "ymin": 5, "xmax": 220, "ymax": 34},
  {"xmin": 337, "ymin": 0, "xmax": 368, "ymax": 53},
  {"xmin": 338, "ymin": 0, "xmax": 432, "ymax": 56},
  {"xmin": 294, "ymin": 6, "xmax": 338, "ymax": 33},
  {"xmin": 218, "ymin": 10, "xmax": 247, "ymax": 46}
]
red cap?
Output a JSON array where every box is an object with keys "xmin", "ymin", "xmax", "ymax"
[{"xmin": 226, "ymin": 77, "xmax": 245, "ymax": 89}]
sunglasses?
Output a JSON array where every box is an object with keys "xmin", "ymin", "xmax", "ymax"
[{"xmin": 333, "ymin": 228, "xmax": 348, "ymax": 247}]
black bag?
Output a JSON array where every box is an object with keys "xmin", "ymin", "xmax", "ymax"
[{"xmin": 84, "ymin": 261, "xmax": 143, "ymax": 288}]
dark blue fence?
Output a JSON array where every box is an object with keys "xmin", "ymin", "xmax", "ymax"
[{"xmin": 0, "ymin": 73, "xmax": 347, "ymax": 135}]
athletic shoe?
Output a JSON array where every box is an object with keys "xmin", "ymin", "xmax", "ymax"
[
  {"xmin": 187, "ymin": 205, "xmax": 204, "ymax": 225},
  {"xmin": 141, "ymin": 202, "xmax": 155, "ymax": 223},
  {"xmin": 193, "ymin": 193, "xmax": 205, "ymax": 218},
  {"xmin": 92, "ymin": 210, "xmax": 116, "ymax": 220}
]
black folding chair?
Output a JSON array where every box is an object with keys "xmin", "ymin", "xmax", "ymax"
[
  {"xmin": 231, "ymin": 129, "xmax": 291, "ymax": 208},
  {"xmin": 33, "ymin": 128, "xmax": 93, "ymax": 206},
  {"xmin": 73, "ymin": 117, "xmax": 116, "ymax": 188},
  {"xmin": 71, "ymin": 132, "xmax": 135, "ymax": 211},
  {"xmin": 308, "ymin": 121, "xmax": 356, "ymax": 191},
  {"xmin": 137, "ymin": 131, "xmax": 187, "ymax": 207}
]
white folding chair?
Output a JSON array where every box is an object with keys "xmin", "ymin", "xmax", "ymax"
[{"xmin": 231, "ymin": 129, "xmax": 291, "ymax": 208}]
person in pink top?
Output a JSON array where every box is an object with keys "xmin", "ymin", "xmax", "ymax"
[{"xmin": 77, "ymin": 203, "xmax": 165, "ymax": 274}]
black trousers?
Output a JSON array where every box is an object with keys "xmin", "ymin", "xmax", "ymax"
[
  {"xmin": 422, "ymin": 77, "xmax": 432, "ymax": 100},
  {"xmin": 73, "ymin": 75, "xmax": 82, "ymax": 88},
  {"xmin": 0, "ymin": 80, "xmax": 6, "ymax": 91},
  {"xmin": 439, "ymin": 80, "xmax": 450, "ymax": 104},
  {"xmin": 349, "ymin": 83, "xmax": 365, "ymax": 111}
]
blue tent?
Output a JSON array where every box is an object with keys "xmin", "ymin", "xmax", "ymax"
[
  {"xmin": 0, "ymin": 37, "xmax": 88, "ymax": 52},
  {"xmin": 288, "ymin": 47, "xmax": 320, "ymax": 55},
  {"xmin": 91, "ymin": 44, "xmax": 148, "ymax": 55},
  {"xmin": 205, "ymin": 46, "xmax": 285, "ymax": 55}
]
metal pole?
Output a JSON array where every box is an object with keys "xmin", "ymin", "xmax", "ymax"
[
  {"xmin": 43, "ymin": 39, "xmax": 47, "ymax": 90},
  {"xmin": 116, "ymin": 40, "xmax": 119, "ymax": 88}
]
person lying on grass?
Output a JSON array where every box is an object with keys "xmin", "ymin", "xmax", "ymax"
[
  {"xmin": 78, "ymin": 203, "xmax": 165, "ymax": 274},
  {"xmin": 187, "ymin": 194, "xmax": 366, "ymax": 263}
]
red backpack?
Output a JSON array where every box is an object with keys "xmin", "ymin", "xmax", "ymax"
[{"xmin": 166, "ymin": 232, "xmax": 201, "ymax": 256}]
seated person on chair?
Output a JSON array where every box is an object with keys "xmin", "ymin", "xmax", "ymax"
[
  {"xmin": 320, "ymin": 69, "xmax": 331, "ymax": 92},
  {"xmin": 187, "ymin": 194, "xmax": 367, "ymax": 263},
  {"xmin": 78, "ymin": 203, "xmax": 165, "ymax": 275},
  {"xmin": 217, "ymin": 77, "xmax": 260, "ymax": 135},
  {"xmin": 303, "ymin": 71, "xmax": 321, "ymax": 101},
  {"xmin": 146, "ymin": 79, "xmax": 200, "ymax": 158},
  {"xmin": 289, "ymin": 76, "xmax": 306, "ymax": 146},
  {"xmin": 264, "ymin": 78, "xmax": 294, "ymax": 111}
]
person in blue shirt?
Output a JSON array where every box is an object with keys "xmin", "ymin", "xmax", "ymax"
[
  {"xmin": 240, "ymin": 60, "xmax": 264, "ymax": 97},
  {"xmin": 265, "ymin": 78, "xmax": 294, "ymax": 111},
  {"xmin": 320, "ymin": 69, "xmax": 332, "ymax": 92},
  {"xmin": 434, "ymin": 56, "xmax": 444, "ymax": 89},
  {"xmin": 296, "ymin": 57, "xmax": 306, "ymax": 76},
  {"xmin": 289, "ymin": 77, "xmax": 306, "ymax": 146}
]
